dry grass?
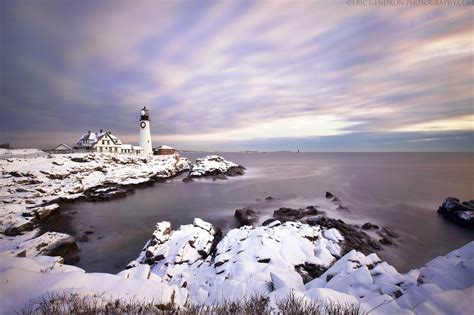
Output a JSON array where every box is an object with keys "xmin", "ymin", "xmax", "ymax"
[{"xmin": 17, "ymin": 290, "xmax": 365, "ymax": 315}]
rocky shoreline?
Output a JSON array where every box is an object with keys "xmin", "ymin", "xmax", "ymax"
[
  {"xmin": 1, "ymin": 152, "xmax": 473, "ymax": 314},
  {"xmin": 235, "ymin": 192, "xmax": 401, "ymax": 255},
  {"xmin": 0, "ymin": 153, "xmax": 243, "ymax": 260}
]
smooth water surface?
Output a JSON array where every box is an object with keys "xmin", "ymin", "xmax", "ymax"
[{"xmin": 44, "ymin": 152, "xmax": 474, "ymax": 273}]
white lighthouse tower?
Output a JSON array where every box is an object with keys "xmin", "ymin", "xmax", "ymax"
[{"xmin": 139, "ymin": 106, "xmax": 153, "ymax": 156}]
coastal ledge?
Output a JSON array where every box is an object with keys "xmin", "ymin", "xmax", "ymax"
[
  {"xmin": 0, "ymin": 152, "xmax": 246, "ymax": 262},
  {"xmin": 2, "ymin": 219, "xmax": 471, "ymax": 314},
  {"xmin": 0, "ymin": 153, "xmax": 191, "ymax": 241}
]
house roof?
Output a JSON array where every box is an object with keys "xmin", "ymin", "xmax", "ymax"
[
  {"xmin": 74, "ymin": 131, "xmax": 122, "ymax": 148},
  {"xmin": 53, "ymin": 144, "xmax": 72, "ymax": 150},
  {"xmin": 156, "ymin": 145, "xmax": 174, "ymax": 150}
]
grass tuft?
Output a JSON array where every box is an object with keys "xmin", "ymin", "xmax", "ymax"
[{"xmin": 17, "ymin": 290, "xmax": 365, "ymax": 314}]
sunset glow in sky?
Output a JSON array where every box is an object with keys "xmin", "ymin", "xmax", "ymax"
[{"xmin": 1, "ymin": 0, "xmax": 473, "ymax": 151}]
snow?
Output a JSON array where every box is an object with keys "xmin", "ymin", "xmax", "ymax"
[
  {"xmin": 0, "ymin": 152, "xmax": 191, "ymax": 253},
  {"xmin": 127, "ymin": 219, "xmax": 344, "ymax": 305},
  {"xmin": 189, "ymin": 155, "xmax": 239, "ymax": 177},
  {"xmin": 0, "ymin": 215, "xmax": 473, "ymax": 313},
  {"xmin": 1, "ymin": 151, "xmax": 473, "ymax": 313},
  {"xmin": 0, "ymin": 254, "xmax": 188, "ymax": 314},
  {"xmin": 15, "ymin": 232, "xmax": 75, "ymax": 258},
  {"xmin": 0, "ymin": 148, "xmax": 43, "ymax": 156},
  {"xmin": 271, "ymin": 271, "xmax": 305, "ymax": 291}
]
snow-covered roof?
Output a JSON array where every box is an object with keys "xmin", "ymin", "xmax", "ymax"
[
  {"xmin": 74, "ymin": 131, "xmax": 122, "ymax": 148},
  {"xmin": 157, "ymin": 145, "xmax": 174, "ymax": 150},
  {"xmin": 53, "ymin": 144, "xmax": 72, "ymax": 151}
]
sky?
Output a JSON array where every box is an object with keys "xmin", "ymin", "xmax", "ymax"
[{"xmin": 1, "ymin": 0, "xmax": 473, "ymax": 151}]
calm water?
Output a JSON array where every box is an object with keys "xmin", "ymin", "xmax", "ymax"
[{"xmin": 44, "ymin": 152, "xmax": 474, "ymax": 274}]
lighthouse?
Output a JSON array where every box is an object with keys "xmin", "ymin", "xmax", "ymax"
[{"xmin": 139, "ymin": 106, "xmax": 153, "ymax": 156}]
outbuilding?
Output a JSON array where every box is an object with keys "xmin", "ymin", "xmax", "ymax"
[
  {"xmin": 154, "ymin": 145, "xmax": 176, "ymax": 155},
  {"xmin": 52, "ymin": 143, "xmax": 73, "ymax": 153}
]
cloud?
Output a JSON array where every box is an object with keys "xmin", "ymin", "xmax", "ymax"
[{"xmin": 0, "ymin": 0, "xmax": 472, "ymax": 151}]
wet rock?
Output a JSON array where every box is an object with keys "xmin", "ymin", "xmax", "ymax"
[
  {"xmin": 361, "ymin": 222, "xmax": 374, "ymax": 230},
  {"xmin": 84, "ymin": 184, "xmax": 133, "ymax": 201},
  {"xmin": 226, "ymin": 165, "xmax": 246, "ymax": 177},
  {"xmin": 381, "ymin": 227, "xmax": 399, "ymax": 239},
  {"xmin": 78, "ymin": 235, "xmax": 90, "ymax": 242},
  {"xmin": 234, "ymin": 207, "xmax": 259, "ymax": 226},
  {"xmin": 375, "ymin": 226, "xmax": 400, "ymax": 246},
  {"xmin": 379, "ymin": 237, "xmax": 393, "ymax": 245},
  {"xmin": 273, "ymin": 206, "xmax": 319, "ymax": 222},
  {"xmin": 437, "ymin": 197, "xmax": 474, "ymax": 229},
  {"xmin": 307, "ymin": 216, "xmax": 381, "ymax": 254},
  {"xmin": 212, "ymin": 173, "xmax": 227, "ymax": 181}
]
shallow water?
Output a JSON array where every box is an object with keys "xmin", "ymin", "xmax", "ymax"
[{"xmin": 43, "ymin": 152, "xmax": 474, "ymax": 274}]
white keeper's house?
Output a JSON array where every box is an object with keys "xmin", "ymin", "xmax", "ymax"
[
  {"xmin": 73, "ymin": 106, "xmax": 163, "ymax": 156},
  {"xmin": 74, "ymin": 130, "xmax": 143, "ymax": 155}
]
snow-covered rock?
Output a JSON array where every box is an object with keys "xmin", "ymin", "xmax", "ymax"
[
  {"xmin": 0, "ymin": 254, "xmax": 188, "ymax": 314},
  {"xmin": 125, "ymin": 219, "xmax": 474, "ymax": 313},
  {"xmin": 127, "ymin": 219, "xmax": 344, "ymax": 304},
  {"xmin": 187, "ymin": 155, "xmax": 245, "ymax": 179},
  {"xmin": 0, "ymin": 152, "xmax": 191, "ymax": 251},
  {"xmin": 0, "ymin": 214, "xmax": 473, "ymax": 314},
  {"xmin": 12, "ymin": 231, "xmax": 79, "ymax": 263}
]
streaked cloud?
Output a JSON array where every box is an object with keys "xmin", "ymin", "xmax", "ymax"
[{"xmin": 0, "ymin": 0, "xmax": 472, "ymax": 151}]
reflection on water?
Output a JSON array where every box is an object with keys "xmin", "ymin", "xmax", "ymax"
[{"xmin": 45, "ymin": 152, "xmax": 474, "ymax": 273}]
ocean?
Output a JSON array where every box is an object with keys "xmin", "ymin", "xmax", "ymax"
[{"xmin": 42, "ymin": 152, "xmax": 474, "ymax": 274}]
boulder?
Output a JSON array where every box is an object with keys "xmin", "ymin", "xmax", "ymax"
[
  {"xmin": 273, "ymin": 206, "xmax": 319, "ymax": 222},
  {"xmin": 438, "ymin": 197, "xmax": 474, "ymax": 229},
  {"xmin": 17, "ymin": 232, "xmax": 79, "ymax": 263},
  {"xmin": 361, "ymin": 222, "xmax": 374, "ymax": 230},
  {"xmin": 187, "ymin": 155, "xmax": 245, "ymax": 180},
  {"xmin": 234, "ymin": 207, "xmax": 259, "ymax": 226}
]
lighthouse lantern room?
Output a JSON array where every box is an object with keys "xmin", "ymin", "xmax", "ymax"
[{"xmin": 139, "ymin": 106, "xmax": 153, "ymax": 156}]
